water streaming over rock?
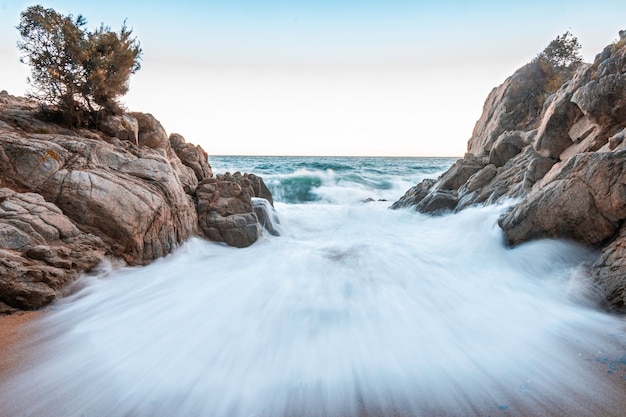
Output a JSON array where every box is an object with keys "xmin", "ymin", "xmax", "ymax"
[{"xmin": 2, "ymin": 156, "xmax": 626, "ymax": 417}]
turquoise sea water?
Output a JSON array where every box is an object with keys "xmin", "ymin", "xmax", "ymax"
[
  {"xmin": 209, "ymin": 155, "xmax": 455, "ymax": 204},
  {"xmin": 2, "ymin": 155, "xmax": 626, "ymax": 417}
]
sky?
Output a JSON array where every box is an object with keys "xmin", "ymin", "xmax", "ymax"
[{"xmin": 1, "ymin": 1, "xmax": 625, "ymax": 156}]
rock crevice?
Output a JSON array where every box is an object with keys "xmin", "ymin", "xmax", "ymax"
[
  {"xmin": 0, "ymin": 90, "xmax": 274, "ymax": 311},
  {"xmin": 392, "ymin": 31, "xmax": 626, "ymax": 310}
]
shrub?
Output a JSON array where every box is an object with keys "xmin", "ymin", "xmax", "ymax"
[
  {"xmin": 17, "ymin": 5, "xmax": 142, "ymax": 127},
  {"xmin": 532, "ymin": 31, "xmax": 583, "ymax": 95}
]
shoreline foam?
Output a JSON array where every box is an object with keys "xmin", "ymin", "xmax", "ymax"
[{"xmin": 2, "ymin": 310, "xmax": 626, "ymax": 416}]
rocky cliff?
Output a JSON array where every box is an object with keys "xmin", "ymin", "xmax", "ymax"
[
  {"xmin": 0, "ymin": 92, "xmax": 273, "ymax": 312},
  {"xmin": 393, "ymin": 31, "xmax": 626, "ymax": 310}
]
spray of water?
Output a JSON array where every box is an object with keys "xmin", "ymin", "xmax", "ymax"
[{"xmin": 1, "ymin": 202, "xmax": 624, "ymax": 416}]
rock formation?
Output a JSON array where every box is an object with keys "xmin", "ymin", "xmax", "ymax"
[
  {"xmin": 0, "ymin": 90, "xmax": 273, "ymax": 311},
  {"xmin": 393, "ymin": 31, "xmax": 626, "ymax": 310},
  {"xmin": 197, "ymin": 172, "xmax": 264, "ymax": 248},
  {"xmin": 0, "ymin": 189, "xmax": 105, "ymax": 311}
]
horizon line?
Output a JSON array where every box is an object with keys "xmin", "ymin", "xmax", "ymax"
[{"xmin": 207, "ymin": 154, "xmax": 462, "ymax": 158}]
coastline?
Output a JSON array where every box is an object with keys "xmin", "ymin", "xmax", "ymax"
[
  {"xmin": 1, "ymin": 31, "xmax": 626, "ymax": 416},
  {"xmin": 2, "ymin": 309, "xmax": 626, "ymax": 417},
  {"xmin": 0, "ymin": 311, "xmax": 44, "ymax": 382}
]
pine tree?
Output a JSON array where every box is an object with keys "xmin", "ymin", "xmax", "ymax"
[{"xmin": 17, "ymin": 5, "xmax": 142, "ymax": 126}]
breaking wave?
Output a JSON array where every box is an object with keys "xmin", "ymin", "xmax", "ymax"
[{"xmin": 2, "ymin": 156, "xmax": 625, "ymax": 417}]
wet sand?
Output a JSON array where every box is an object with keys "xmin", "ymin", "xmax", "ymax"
[
  {"xmin": 2, "ymin": 311, "xmax": 626, "ymax": 417},
  {"xmin": 0, "ymin": 311, "xmax": 44, "ymax": 382}
]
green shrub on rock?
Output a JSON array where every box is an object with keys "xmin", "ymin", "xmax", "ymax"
[
  {"xmin": 16, "ymin": 5, "xmax": 142, "ymax": 127},
  {"xmin": 533, "ymin": 31, "xmax": 583, "ymax": 95}
]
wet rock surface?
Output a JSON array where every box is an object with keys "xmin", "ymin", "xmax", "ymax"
[{"xmin": 196, "ymin": 172, "xmax": 274, "ymax": 248}]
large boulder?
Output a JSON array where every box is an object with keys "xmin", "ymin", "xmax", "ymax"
[
  {"xmin": 498, "ymin": 151, "xmax": 626, "ymax": 247},
  {"xmin": 533, "ymin": 67, "xmax": 588, "ymax": 159},
  {"xmin": 571, "ymin": 75, "xmax": 626, "ymax": 127},
  {"xmin": 0, "ymin": 113, "xmax": 197, "ymax": 266},
  {"xmin": 436, "ymin": 155, "xmax": 487, "ymax": 191},
  {"xmin": 459, "ymin": 164, "xmax": 498, "ymax": 195},
  {"xmin": 98, "ymin": 114, "xmax": 139, "ymax": 145},
  {"xmin": 196, "ymin": 172, "xmax": 274, "ymax": 248},
  {"xmin": 169, "ymin": 133, "xmax": 212, "ymax": 181},
  {"xmin": 131, "ymin": 112, "xmax": 170, "ymax": 150},
  {"xmin": 488, "ymin": 131, "xmax": 527, "ymax": 167},
  {"xmin": 0, "ymin": 188, "xmax": 105, "ymax": 310},
  {"xmin": 390, "ymin": 179, "xmax": 436, "ymax": 210},
  {"xmin": 415, "ymin": 191, "xmax": 458, "ymax": 213}
]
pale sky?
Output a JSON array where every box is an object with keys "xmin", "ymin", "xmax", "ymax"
[{"xmin": 1, "ymin": 1, "xmax": 625, "ymax": 156}]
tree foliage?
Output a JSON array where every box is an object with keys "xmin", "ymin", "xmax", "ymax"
[
  {"xmin": 533, "ymin": 31, "xmax": 583, "ymax": 94},
  {"xmin": 535, "ymin": 31, "xmax": 583, "ymax": 69},
  {"xmin": 17, "ymin": 5, "xmax": 142, "ymax": 126}
]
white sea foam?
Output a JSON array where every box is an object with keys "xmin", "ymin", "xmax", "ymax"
[
  {"xmin": 209, "ymin": 156, "xmax": 453, "ymax": 204},
  {"xmin": 2, "ymin": 201, "xmax": 625, "ymax": 416}
]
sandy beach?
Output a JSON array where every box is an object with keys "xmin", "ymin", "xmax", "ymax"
[
  {"xmin": 0, "ymin": 311, "xmax": 44, "ymax": 382},
  {"xmin": 2, "ymin": 310, "xmax": 626, "ymax": 417}
]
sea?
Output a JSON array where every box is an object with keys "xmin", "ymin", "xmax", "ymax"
[{"xmin": 2, "ymin": 155, "xmax": 626, "ymax": 417}]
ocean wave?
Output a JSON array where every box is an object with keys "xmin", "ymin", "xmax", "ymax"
[
  {"xmin": 209, "ymin": 156, "xmax": 455, "ymax": 204},
  {"xmin": 2, "ymin": 203, "xmax": 623, "ymax": 417}
]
